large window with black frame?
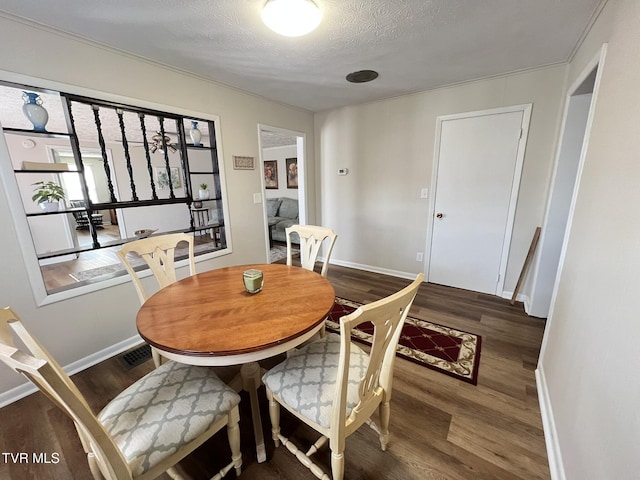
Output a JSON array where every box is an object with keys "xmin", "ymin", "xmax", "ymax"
[{"xmin": 0, "ymin": 81, "xmax": 228, "ymax": 296}]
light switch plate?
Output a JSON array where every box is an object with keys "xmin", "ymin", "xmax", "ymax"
[
  {"xmin": 253, "ymin": 193, "xmax": 262, "ymax": 204},
  {"xmin": 420, "ymin": 188, "xmax": 429, "ymax": 199}
]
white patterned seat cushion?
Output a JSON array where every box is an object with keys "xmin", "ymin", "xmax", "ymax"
[
  {"xmin": 262, "ymin": 333, "xmax": 369, "ymax": 429},
  {"xmin": 98, "ymin": 360, "xmax": 240, "ymax": 476}
]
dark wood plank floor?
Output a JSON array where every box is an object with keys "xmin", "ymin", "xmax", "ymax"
[{"xmin": 0, "ymin": 264, "xmax": 549, "ymax": 479}]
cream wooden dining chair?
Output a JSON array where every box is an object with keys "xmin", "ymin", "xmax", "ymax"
[
  {"xmin": 117, "ymin": 233, "xmax": 196, "ymax": 367},
  {"xmin": 262, "ymin": 273, "xmax": 424, "ymax": 480},
  {"xmin": 117, "ymin": 232, "xmax": 196, "ymax": 304},
  {"xmin": 285, "ymin": 224, "xmax": 337, "ymax": 278},
  {"xmin": 0, "ymin": 307, "xmax": 242, "ymax": 480},
  {"xmin": 285, "ymin": 224, "xmax": 338, "ymax": 344}
]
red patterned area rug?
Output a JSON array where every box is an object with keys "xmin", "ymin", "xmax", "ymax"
[{"xmin": 326, "ymin": 297, "xmax": 482, "ymax": 385}]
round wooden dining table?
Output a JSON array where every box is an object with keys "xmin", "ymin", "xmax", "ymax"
[{"xmin": 136, "ymin": 263, "xmax": 336, "ymax": 463}]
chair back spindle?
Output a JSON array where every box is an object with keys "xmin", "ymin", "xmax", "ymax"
[
  {"xmin": 263, "ymin": 273, "xmax": 424, "ymax": 480},
  {"xmin": 117, "ymin": 232, "xmax": 196, "ymax": 303},
  {"xmin": 286, "ymin": 224, "xmax": 337, "ymax": 278},
  {"xmin": 334, "ymin": 281, "xmax": 421, "ymax": 435},
  {"xmin": 117, "ymin": 232, "xmax": 197, "ymax": 367}
]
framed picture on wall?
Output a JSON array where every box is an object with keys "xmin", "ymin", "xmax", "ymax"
[
  {"xmin": 155, "ymin": 166, "xmax": 182, "ymax": 189},
  {"xmin": 286, "ymin": 157, "xmax": 298, "ymax": 189},
  {"xmin": 233, "ymin": 155, "xmax": 255, "ymax": 170},
  {"xmin": 264, "ymin": 160, "xmax": 278, "ymax": 189}
]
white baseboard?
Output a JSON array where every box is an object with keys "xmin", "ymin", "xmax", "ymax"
[
  {"xmin": 536, "ymin": 365, "xmax": 565, "ymax": 480},
  {"xmin": 328, "ymin": 260, "xmax": 536, "ymax": 297},
  {"xmin": 0, "ymin": 334, "xmax": 145, "ymax": 409},
  {"xmin": 523, "ymin": 295, "xmax": 532, "ymax": 314},
  {"xmin": 501, "ymin": 290, "xmax": 529, "ymax": 304},
  {"xmin": 325, "ymin": 258, "xmax": 419, "ymax": 281},
  {"xmin": 326, "ymin": 262, "xmax": 536, "ymax": 313},
  {"xmin": 500, "ymin": 291, "xmax": 547, "ymax": 318}
]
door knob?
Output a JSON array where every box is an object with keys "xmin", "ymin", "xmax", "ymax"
[{"xmin": 436, "ymin": 213, "xmax": 443, "ymax": 218}]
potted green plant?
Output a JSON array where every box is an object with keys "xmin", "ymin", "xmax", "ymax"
[
  {"xmin": 198, "ymin": 183, "xmax": 209, "ymax": 200},
  {"xmin": 32, "ymin": 181, "xmax": 65, "ymax": 212}
]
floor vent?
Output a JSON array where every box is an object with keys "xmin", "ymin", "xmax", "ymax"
[{"xmin": 118, "ymin": 344, "xmax": 152, "ymax": 370}]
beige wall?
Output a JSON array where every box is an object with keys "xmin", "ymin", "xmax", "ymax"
[
  {"xmin": 538, "ymin": 0, "xmax": 640, "ymax": 477},
  {"xmin": 0, "ymin": 14, "xmax": 314, "ymax": 396},
  {"xmin": 315, "ymin": 65, "xmax": 566, "ymax": 292}
]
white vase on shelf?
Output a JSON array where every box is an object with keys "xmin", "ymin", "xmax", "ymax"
[
  {"xmin": 22, "ymin": 91, "xmax": 49, "ymax": 132},
  {"xmin": 189, "ymin": 121, "xmax": 202, "ymax": 147},
  {"xmin": 198, "ymin": 189, "xmax": 209, "ymax": 200}
]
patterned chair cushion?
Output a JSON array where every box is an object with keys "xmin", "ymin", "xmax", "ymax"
[
  {"xmin": 262, "ymin": 333, "xmax": 369, "ymax": 429},
  {"xmin": 98, "ymin": 360, "xmax": 240, "ymax": 476}
]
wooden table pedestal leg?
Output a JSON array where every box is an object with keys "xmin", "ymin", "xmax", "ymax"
[{"xmin": 241, "ymin": 362, "xmax": 267, "ymax": 463}]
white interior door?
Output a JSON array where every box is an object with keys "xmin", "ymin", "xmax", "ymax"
[{"xmin": 428, "ymin": 107, "xmax": 529, "ymax": 295}]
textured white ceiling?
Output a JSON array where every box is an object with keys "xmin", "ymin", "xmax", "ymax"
[
  {"xmin": 261, "ymin": 131, "xmax": 297, "ymax": 148},
  {"xmin": 0, "ymin": 0, "xmax": 605, "ymax": 112}
]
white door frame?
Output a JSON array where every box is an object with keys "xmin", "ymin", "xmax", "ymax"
[
  {"xmin": 536, "ymin": 44, "xmax": 607, "ymax": 351},
  {"xmin": 528, "ymin": 47, "xmax": 607, "ymax": 318},
  {"xmin": 425, "ymin": 104, "xmax": 532, "ymax": 295},
  {"xmin": 257, "ymin": 124, "xmax": 307, "ymax": 259}
]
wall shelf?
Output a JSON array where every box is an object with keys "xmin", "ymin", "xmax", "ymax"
[
  {"xmin": 2, "ymin": 127, "xmax": 71, "ymax": 138},
  {"xmin": 14, "ymin": 169, "xmax": 79, "ymax": 174},
  {"xmin": 26, "ymin": 207, "xmax": 86, "ymax": 217},
  {"xmin": 186, "ymin": 144, "xmax": 212, "ymax": 150}
]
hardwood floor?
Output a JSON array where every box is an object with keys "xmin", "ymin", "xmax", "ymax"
[{"xmin": 0, "ymin": 264, "xmax": 549, "ymax": 479}]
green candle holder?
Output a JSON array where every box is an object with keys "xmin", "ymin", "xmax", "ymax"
[{"xmin": 243, "ymin": 269, "xmax": 264, "ymax": 294}]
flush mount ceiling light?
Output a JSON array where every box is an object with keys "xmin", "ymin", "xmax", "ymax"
[
  {"xmin": 346, "ymin": 70, "xmax": 379, "ymax": 83},
  {"xmin": 261, "ymin": 0, "xmax": 322, "ymax": 37}
]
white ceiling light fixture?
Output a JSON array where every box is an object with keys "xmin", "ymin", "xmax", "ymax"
[{"xmin": 261, "ymin": 0, "xmax": 322, "ymax": 37}]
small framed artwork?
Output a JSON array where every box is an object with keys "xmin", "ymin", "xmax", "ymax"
[
  {"xmin": 233, "ymin": 155, "xmax": 255, "ymax": 170},
  {"xmin": 264, "ymin": 160, "xmax": 278, "ymax": 189},
  {"xmin": 155, "ymin": 166, "xmax": 182, "ymax": 190},
  {"xmin": 286, "ymin": 157, "xmax": 298, "ymax": 189}
]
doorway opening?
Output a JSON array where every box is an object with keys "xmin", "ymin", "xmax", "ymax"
[
  {"xmin": 258, "ymin": 125, "xmax": 306, "ymax": 263},
  {"xmin": 528, "ymin": 45, "xmax": 607, "ymax": 318}
]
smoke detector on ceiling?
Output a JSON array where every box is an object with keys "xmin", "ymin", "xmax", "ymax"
[{"xmin": 346, "ymin": 70, "xmax": 379, "ymax": 83}]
